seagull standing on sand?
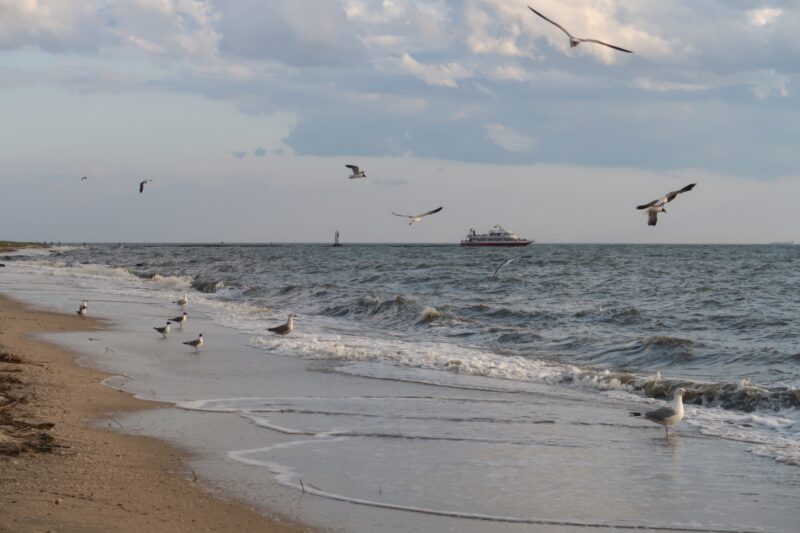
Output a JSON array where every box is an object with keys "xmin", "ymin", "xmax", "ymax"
[
  {"xmin": 169, "ymin": 312, "xmax": 188, "ymax": 329},
  {"xmin": 346, "ymin": 164, "xmax": 366, "ymax": 179},
  {"xmin": 77, "ymin": 304, "xmax": 87, "ymax": 318},
  {"xmin": 173, "ymin": 293, "xmax": 189, "ymax": 307},
  {"xmin": 527, "ymin": 5, "xmax": 633, "ymax": 54},
  {"xmin": 636, "ymin": 183, "xmax": 696, "ymax": 226},
  {"xmin": 630, "ymin": 387, "xmax": 687, "ymax": 439},
  {"xmin": 268, "ymin": 313, "xmax": 296, "ymax": 335},
  {"xmin": 492, "ymin": 257, "xmax": 519, "ymax": 277},
  {"xmin": 139, "ymin": 179, "xmax": 153, "ymax": 194},
  {"xmin": 79, "ymin": 300, "xmax": 88, "ymax": 311},
  {"xmin": 154, "ymin": 321, "xmax": 171, "ymax": 338},
  {"xmin": 183, "ymin": 334, "xmax": 203, "ymax": 352},
  {"xmin": 391, "ymin": 207, "xmax": 443, "ymax": 225}
]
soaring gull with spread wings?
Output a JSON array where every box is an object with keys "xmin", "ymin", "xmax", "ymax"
[
  {"xmin": 636, "ymin": 183, "xmax": 696, "ymax": 226},
  {"xmin": 346, "ymin": 164, "xmax": 366, "ymax": 179},
  {"xmin": 392, "ymin": 206, "xmax": 443, "ymax": 225},
  {"xmin": 527, "ymin": 5, "xmax": 633, "ymax": 54}
]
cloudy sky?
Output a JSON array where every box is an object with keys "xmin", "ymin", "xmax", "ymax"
[{"xmin": 1, "ymin": 0, "xmax": 798, "ymax": 243}]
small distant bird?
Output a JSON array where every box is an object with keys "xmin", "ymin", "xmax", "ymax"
[
  {"xmin": 77, "ymin": 305, "xmax": 87, "ymax": 318},
  {"xmin": 183, "ymin": 334, "xmax": 203, "ymax": 352},
  {"xmin": 391, "ymin": 206, "xmax": 443, "ymax": 225},
  {"xmin": 527, "ymin": 5, "xmax": 633, "ymax": 54},
  {"xmin": 630, "ymin": 387, "xmax": 687, "ymax": 439},
  {"xmin": 169, "ymin": 312, "xmax": 188, "ymax": 328},
  {"xmin": 173, "ymin": 293, "xmax": 189, "ymax": 306},
  {"xmin": 139, "ymin": 179, "xmax": 153, "ymax": 193},
  {"xmin": 154, "ymin": 321, "xmax": 171, "ymax": 338},
  {"xmin": 81, "ymin": 176, "xmax": 88, "ymax": 182},
  {"xmin": 492, "ymin": 257, "xmax": 519, "ymax": 277},
  {"xmin": 346, "ymin": 164, "xmax": 366, "ymax": 179},
  {"xmin": 636, "ymin": 183, "xmax": 696, "ymax": 226},
  {"xmin": 268, "ymin": 313, "xmax": 296, "ymax": 335},
  {"xmin": 79, "ymin": 300, "xmax": 88, "ymax": 311}
]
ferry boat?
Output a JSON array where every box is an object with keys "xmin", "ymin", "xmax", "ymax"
[{"xmin": 460, "ymin": 225, "xmax": 533, "ymax": 247}]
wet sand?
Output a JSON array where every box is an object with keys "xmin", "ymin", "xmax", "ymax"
[{"xmin": 0, "ymin": 294, "xmax": 310, "ymax": 533}]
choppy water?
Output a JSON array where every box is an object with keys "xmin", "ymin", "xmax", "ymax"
[{"xmin": 6, "ymin": 243, "xmax": 800, "ymax": 467}]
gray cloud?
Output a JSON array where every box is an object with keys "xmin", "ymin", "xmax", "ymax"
[
  {"xmin": 216, "ymin": 0, "xmax": 365, "ymax": 67},
  {"xmin": 1, "ymin": 1, "xmax": 799, "ymax": 178},
  {"xmin": 253, "ymin": 147, "xmax": 267, "ymax": 157},
  {"xmin": 231, "ymin": 150, "xmax": 248, "ymax": 159}
]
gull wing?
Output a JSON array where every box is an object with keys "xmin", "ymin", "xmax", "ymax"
[
  {"xmin": 527, "ymin": 5, "xmax": 574, "ymax": 39},
  {"xmin": 139, "ymin": 181, "xmax": 145, "ymax": 193},
  {"xmin": 345, "ymin": 164, "xmax": 360, "ymax": 173},
  {"xmin": 580, "ymin": 38, "xmax": 633, "ymax": 54},
  {"xmin": 392, "ymin": 211, "xmax": 412, "ymax": 218},
  {"xmin": 645, "ymin": 405, "xmax": 676, "ymax": 423},
  {"xmin": 492, "ymin": 257, "xmax": 518, "ymax": 277},
  {"xmin": 636, "ymin": 199, "xmax": 657, "ymax": 210},
  {"xmin": 418, "ymin": 206, "xmax": 443, "ymax": 218},
  {"xmin": 647, "ymin": 211, "xmax": 658, "ymax": 226},
  {"xmin": 663, "ymin": 183, "xmax": 696, "ymax": 204}
]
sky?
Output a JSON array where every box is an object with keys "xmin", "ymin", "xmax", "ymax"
[{"xmin": 1, "ymin": 0, "xmax": 799, "ymax": 243}]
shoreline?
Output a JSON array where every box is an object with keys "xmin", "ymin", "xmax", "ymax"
[{"xmin": 0, "ymin": 293, "xmax": 310, "ymax": 532}]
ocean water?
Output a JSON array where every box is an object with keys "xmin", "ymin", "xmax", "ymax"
[{"xmin": 3, "ymin": 243, "xmax": 800, "ymax": 532}]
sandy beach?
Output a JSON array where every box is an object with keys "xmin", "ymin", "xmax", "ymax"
[{"xmin": 0, "ymin": 293, "xmax": 309, "ymax": 533}]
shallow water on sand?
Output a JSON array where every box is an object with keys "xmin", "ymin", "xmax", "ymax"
[{"xmin": 2, "ymin": 245, "xmax": 799, "ymax": 532}]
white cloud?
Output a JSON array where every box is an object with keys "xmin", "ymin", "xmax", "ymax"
[
  {"xmin": 748, "ymin": 69, "xmax": 790, "ymax": 100},
  {"xmin": 484, "ymin": 123, "xmax": 537, "ymax": 152},
  {"xmin": 398, "ymin": 52, "xmax": 471, "ymax": 88},
  {"xmin": 634, "ymin": 78, "xmax": 707, "ymax": 93},
  {"xmin": 748, "ymin": 8, "xmax": 782, "ymax": 27}
]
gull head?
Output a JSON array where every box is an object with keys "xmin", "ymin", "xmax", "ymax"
[{"xmin": 674, "ymin": 387, "xmax": 687, "ymax": 398}]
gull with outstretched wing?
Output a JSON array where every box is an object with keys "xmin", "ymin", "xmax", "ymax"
[
  {"xmin": 392, "ymin": 206, "xmax": 443, "ymax": 225},
  {"xmin": 636, "ymin": 183, "xmax": 696, "ymax": 226},
  {"xmin": 527, "ymin": 5, "xmax": 633, "ymax": 54}
]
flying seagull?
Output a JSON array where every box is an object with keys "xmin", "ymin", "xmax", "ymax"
[
  {"xmin": 268, "ymin": 313, "xmax": 296, "ymax": 335},
  {"xmin": 492, "ymin": 257, "xmax": 519, "ymax": 277},
  {"xmin": 81, "ymin": 176, "xmax": 88, "ymax": 182},
  {"xmin": 527, "ymin": 5, "xmax": 633, "ymax": 54},
  {"xmin": 173, "ymin": 293, "xmax": 189, "ymax": 306},
  {"xmin": 169, "ymin": 312, "xmax": 188, "ymax": 329},
  {"xmin": 636, "ymin": 183, "xmax": 696, "ymax": 226},
  {"xmin": 391, "ymin": 206, "xmax": 443, "ymax": 225},
  {"xmin": 139, "ymin": 179, "xmax": 153, "ymax": 193},
  {"xmin": 183, "ymin": 334, "xmax": 203, "ymax": 352},
  {"xmin": 630, "ymin": 388, "xmax": 687, "ymax": 439},
  {"xmin": 154, "ymin": 321, "xmax": 171, "ymax": 338},
  {"xmin": 346, "ymin": 164, "xmax": 366, "ymax": 179}
]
